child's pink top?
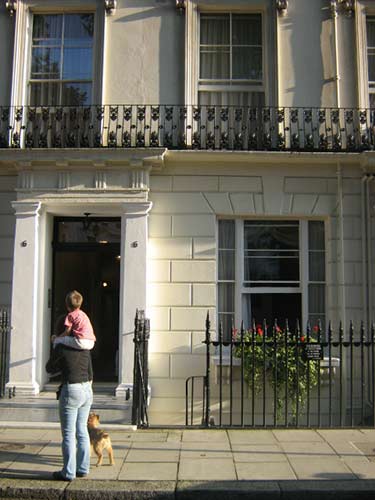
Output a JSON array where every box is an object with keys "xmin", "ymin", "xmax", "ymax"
[{"xmin": 64, "ymin": 309, "xmax": 96, "ymax": 341}]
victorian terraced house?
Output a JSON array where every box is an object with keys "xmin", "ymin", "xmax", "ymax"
[{"xmin": 0, "ymin": 0, "xmax": 375, "ymax": 425}]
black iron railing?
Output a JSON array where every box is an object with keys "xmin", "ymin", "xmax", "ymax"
[
  {"xmin": 131, "ymin": 309, "xmax": 150, "ymax": 428},
  {"xmin": 0, "ymin": 309, "xmax": 11, "ymax": 398},
  {"xmin": 1, "ymin": 104, "xmax": 375, "ymax": 151},
  {"xmin": 186, "ymin": 314, "xmax": 375, "ymax": 428}
]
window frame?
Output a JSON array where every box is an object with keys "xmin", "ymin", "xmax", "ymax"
[
  {"xmin": 29, "ymin": 12, "xmax": 95, "ymax": 106},
  {"xmin": 10, "ymin": 0, "xmax": 104, "ymax": 108},
  {"xmin": 184, "ymin": 1, "xmax": 276, "ymax": 106},
  {"xmin": 356, "ymin": 0, "xmax": 375, "ymax": 108},
  {"xmin": 217, "ymin": 218, "xmax": 327, "ymax": 338}
]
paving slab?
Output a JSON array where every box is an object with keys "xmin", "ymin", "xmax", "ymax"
[
  {"xmin": 118, "ymin": 462, "xmax": 178, "ymax": 481},
  {"xmin": 228, "ymin": 429, "xmax": 277, "ymax": 444},
  {"xmin": 180, "ymin": 441, "xmax": 231, "ymax": 459},
  {"xmin": 178, "ymin": 458, "xmax": 236, "ymax": 480},
  {"xmin": 181, "ymin": 430, "xmax": 229, "ymax": 443},
  {"xmin": 341, "ymin": 455, "xmax": 375, "ymax": 477},
  {"xmin": 279, "ymin": 441, "xmax": 337, "ymax": 459},
  {"xmin": 317, "ymin": 429, "xmax": 367, "ymax": 442},
  {"xmin": 235, "ymin": 461, "xmax": 297, "ymax": 480},
  {"xmin": 107, "ymin": 431, "xmax": 168, "ymax": 442},
  {"xmin": 325, "ymin": 439, "xmax": 365, "ymax": 457},
  {"xmin": 288, "ymin": 457, "xmax": 356, "ymax": 480},
  {"xmin": 273, "ymin": 430, "xmax": 324, "ymax": 442},
  {"xmin": 232, "ymin": 443, "xmax": 287, "ymax": 463},
  {"xmin": 353, "ymin": 442, "xmax": 375, "ymax": 461},
  {"xmin": 125, "ymin": 442, "xmax": 180, "ymax": 462},
  {"xmin": 176, "ymin": 480, "xmax": 281, "ymax": 500}
]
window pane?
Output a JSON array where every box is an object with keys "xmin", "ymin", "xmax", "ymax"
[
  {"xmin": 64, "ymin": 14, "xmax": 94, "ymax": 44},
  {"xmin": 368, "ymin": 55, "xmax": 375, "ymax": 82},
  {"xmin": 218, "ymin": 283, "xmax": 234, "ymax": 312},
  {"xmin": 30, "ymin": 82, "xmax": 60, "ymax": 106},
  {"xmin": 33, "ymin": 14, "xmax": 62, "ymax": 44},
  {"xmin": 57, "ymin": 220, "xmax": 121, "ymax": 243},
  {"xmin": 219, "ymin": 250, "xmax": 235, "ymax": 280},
  {"xmin": 31, "ymin": 48, "xmax": 60, "ymax": 79},
  {"xmin": 233, "ymin": 47, "xmax": 262, "ymax": 80},
  {"xmin": 308, "ymin": 221, "xmax": 325, "ymax": 250},
  {"xmin": 218, "ymin": 313, "xmax": 234, "ymax": 340},
  {"xmin": 200, "ymin": 49, "xmax": 230, "ymax": 79},
  {"xmin": 308, "ymin": 284, "xmax": 325, "ymax": 314},
  {"xmin": 309, "ymin": 251, "xmax": 325, "ymax": 281},
  {"xmin": 245, "ymin": 256, "xmax": 299, "ymax": 282},
  {"xmin": 62, "ymin": 82, "xmax": 92, "ymax": 106},
  {"xmin": 63, "ymin": 48, "xmax": 93, "ymax": 79},
  {"xmin": 370, "ymin": 93, "xmax": 375, "ymax": 108},
  {"xmin": 367, "ymin": 18, "xmax": 375, "ymax": 47},
  {"xmin": 219, "ymin": 220, "xmax": 235, "ymax": 248},
  {"xmin": 244, "ymin": 222, "xmax": 299, "ymax": 250},
  {"xmin": 247, "ymin": 293, "xmax": 302, "ymax": 331},
  {"xmin": 199, "ymin": 91, "xmax": 265, "ymax": 107},
  {"xmin": 200, "ymin": 15, "xmax": 230, "ymax": 44},
  {"xmin": 232, "ymin": 14, "xmax": 262, "ymax": 45}
]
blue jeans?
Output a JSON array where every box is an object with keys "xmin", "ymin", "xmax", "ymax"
[{"xmin": 59, "ymin": 381, "xmax": 93, "ymax": 480}]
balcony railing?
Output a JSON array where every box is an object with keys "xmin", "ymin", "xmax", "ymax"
[{"xmin": 1, "ymin": 104, "xmax": 375, "ymax": 152}]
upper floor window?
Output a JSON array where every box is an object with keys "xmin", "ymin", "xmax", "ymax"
[
  {"xmin": 367, "ymin": 16, "xmax": 375, "ymax": 107},
  {"xmin": 29, "ymin": 13, "xmax": 94, "ymax": 106},
  {"xmin": 198, "ymin": 13, "xmax": 265, "ymax": 107}
]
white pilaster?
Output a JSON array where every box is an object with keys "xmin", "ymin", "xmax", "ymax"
[
  {"xmin": 116, "ymin": 201, "xmax": 152, "ymax": 398},
  {"xmin": 7, "ymin": 201, "xmax": 42, "ymax": 395}
]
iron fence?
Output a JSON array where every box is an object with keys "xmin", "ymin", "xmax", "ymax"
[
  {"xmin": 0, "ymin": 309, "xmax": 10, "ymax": 398},
  {"xmin": 131, "ymin": 309, "xmax": 150, "ymax": 428},
  {"xmin": 1, "ymin": 104, "xmax": 375, "ymax": 152},
  {"xmin": 186, "ymin": 314, "xmax": 375, "ymax": 428}
]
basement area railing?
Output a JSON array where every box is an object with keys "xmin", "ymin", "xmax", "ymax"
[
  {"xmin": 131, "ymin": 309, "xmax": 150, "ymax": 428},
  {"xmin": 186, "ymin": 314, "xmax": 375, "ymax": 428},
  {"xmin": 1, "ymin": 105, "xmax": 375, "ymax": 152},
  {"xmin": 0, "ymin": 309, "xmax": 11, "ymax": 399}
]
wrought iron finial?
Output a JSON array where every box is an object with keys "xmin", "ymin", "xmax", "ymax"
[
  {"xmin": 104, "ymin": 0, "xmax": 117, "ymax": 14},
  {"xmin": 276, "ymin": 0, "xmax": 288, "ymax": 15},
  {"xmin": 176, "ymin": 0, "xmax": 186, "ymax": 13},
  {"xmin": 5, "ymin": 0, "xmax": 17, "ymax": 16}
]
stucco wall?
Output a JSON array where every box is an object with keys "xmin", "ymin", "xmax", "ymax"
[
  {"xmin": 103, "ymin": 0, "xmax": 185, "ymax": 104},
  {"xmin": 0, "ymin": 176, "xmax": 16, "ymax": 308},
  {"xmin": 147, "ymin": 161, "xmax": 366, "ymax": 424}
]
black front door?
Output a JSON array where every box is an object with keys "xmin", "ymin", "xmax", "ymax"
[{"xmin": 52, "ymin": 217, "xmax": 121, "ymax": 382}]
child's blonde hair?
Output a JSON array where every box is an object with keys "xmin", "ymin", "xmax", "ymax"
[{"xmin": 65, "ymin": 290, "xmax": 83, "ymax": 310}]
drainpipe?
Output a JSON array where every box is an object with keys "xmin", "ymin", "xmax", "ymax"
[
  {"xmin": 366, "ymin": 175, "xmax": 374, "ymax": 325},
  {"xmin": 331, "ymin": 0, "xmax": 341, "ymax": 107},
  {"xmin": 362, "ymin": 175, "xmax": 369, "ymax": 333},
  {"xmin": 337, "ymin": 164, "xmax": 346, "ymax": 332}
]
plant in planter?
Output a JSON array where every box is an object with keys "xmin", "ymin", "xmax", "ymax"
[{"xmin": 232, "ymin": 323, "xmax": 320, "ymax": 422}]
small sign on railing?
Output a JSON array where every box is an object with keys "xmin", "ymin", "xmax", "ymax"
[{"xmin": 303, "ymin": 343, "xmax": 323, "ymax": 361}]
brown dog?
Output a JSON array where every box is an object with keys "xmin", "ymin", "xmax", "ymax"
[{"xmin": 87, "ymin": 413, "xmax": 115, "ymax": 466}]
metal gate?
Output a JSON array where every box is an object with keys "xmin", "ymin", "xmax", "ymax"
[{"xmin": 186, "ymin": 314, "xmax": 375, "ymax": 428}]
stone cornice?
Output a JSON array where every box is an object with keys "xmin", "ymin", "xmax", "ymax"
[{"xmin": 0, "ymin": 148, "xmax": 166, "ymax": 172}]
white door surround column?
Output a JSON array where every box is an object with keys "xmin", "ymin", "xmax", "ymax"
[
  {"xmin": 116, "ymin": 201, "xmax": 152, "ymax": 398},
  {"xmin": 7, "ymin": 201, "xmax": 42, "ymax": 396}
]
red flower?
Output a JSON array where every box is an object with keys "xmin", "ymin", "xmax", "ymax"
[
  {"xmin": 300, "ymin": 336, "xmax": 306, "ymax": 342},
  {"xmin": 275, "ymin": 325, "xmax": 282, "ymax": 334},
  {"xmin": 232, "ymin": 328, "xmax": 238, "ymax": 339},
  {"xmin": 313, "ymin": 325, "xmax": 319, "ymax": 333},
  {"xmin": 256, "ymin": 326, "xmax": 263, "ymax": 336}
]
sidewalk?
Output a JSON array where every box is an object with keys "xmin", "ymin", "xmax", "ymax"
[{"xmin": 1, "ymin": 424, "xmax": 375, "ymax": 499}]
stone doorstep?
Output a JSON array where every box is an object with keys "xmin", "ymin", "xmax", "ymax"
[{"xmin": 2, "ymin": 479, "xmax": 375, "ymax": 500}]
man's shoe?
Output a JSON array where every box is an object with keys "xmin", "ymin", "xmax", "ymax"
[
  {"xmin": 52, "ymin": 471, "xmax": 73, "ymax": 482},
  {"xmin": 76, "ymin": 472, "xmax": 88, "ymax": 478}
]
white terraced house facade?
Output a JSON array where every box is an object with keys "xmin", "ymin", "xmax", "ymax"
[{"xmin": 0, "ymin": 0, "xmax": 375, "ymax": 425}]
